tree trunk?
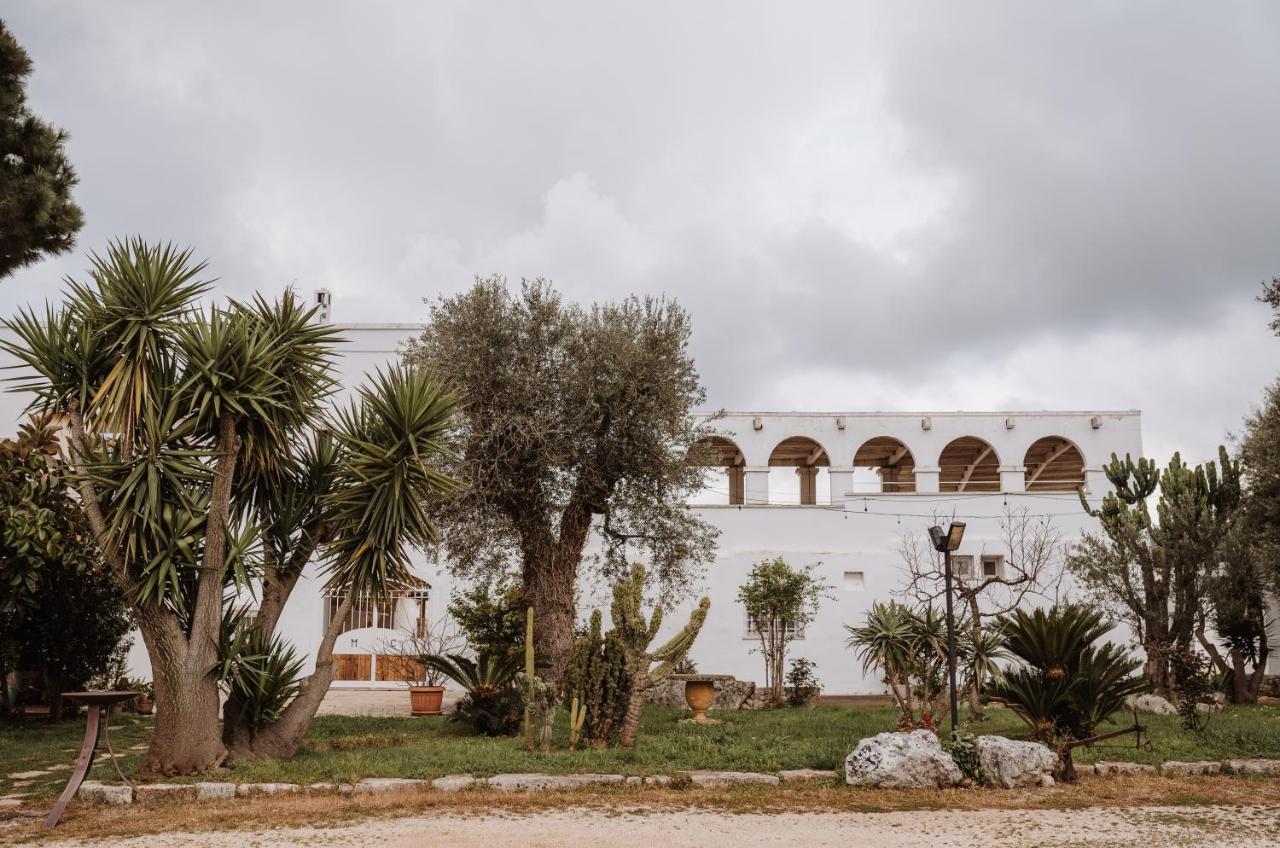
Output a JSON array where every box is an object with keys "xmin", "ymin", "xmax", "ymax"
[
  {"xmin": 223, "ymin": 593, "xmax": 353, "ymax": 761},
  {"xmin": 523, "ymin": 501, "xmax": 592, "ymax": 686},
  {"xmin": 139, "ymin": 643, "xmax": 226, "ymax": 776},
  {"xmin": 618, "ymin": 669, "xmax": 649, "ymax": 749}
]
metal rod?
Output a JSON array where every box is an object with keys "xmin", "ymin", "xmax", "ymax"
[
  {"xmin": 45, "ymin": 705, "xmax": 100, "ymax": 828},
  {"xmin": 943, "ymin": 547, "xmax": 959, "ymax": 735}
]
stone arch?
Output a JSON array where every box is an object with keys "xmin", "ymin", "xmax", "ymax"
[
  {"xmin": 768, "ymin": 436, "xmax": 830, "ymax": 505},
  {"xmin": 1023, "ymin": 436, "xmax": 1086, "ymax": 492},
  {"xmin": 852, "ymin": 436, "xmax": 917, "ymax": 493},
  {"xmin": 687, "ymin": 435, "xmax": 747, "ymax": 504},
  {"xmin": 939, "ymin": 436, "xmax": 1001, "ymax": 493}
]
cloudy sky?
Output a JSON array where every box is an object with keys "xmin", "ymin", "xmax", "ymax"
[{"xmin": 4, "ymin": 2, "xmax": 1278, "ymax": 463}]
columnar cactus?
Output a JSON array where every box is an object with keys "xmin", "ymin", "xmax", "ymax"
[
  {"xmin": 612, "ymin": 563, "xmax": 710, "ymax": 749},
  {"xmin": 518, "ymin": 607, "xmax": 556, "ymax": 752}
]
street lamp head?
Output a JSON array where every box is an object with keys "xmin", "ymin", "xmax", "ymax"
[
  {"xmin": 928, "ymin": 525, "xmax": 947, "ymax": 552},
  {"xmin": 946, "ymin": 521, "xmax": 966, "ymax": 551}
]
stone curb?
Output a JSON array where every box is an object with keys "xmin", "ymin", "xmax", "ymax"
[{"xmin": 65, "ymin": 757, "xmax": 1280, "ymax": 809}]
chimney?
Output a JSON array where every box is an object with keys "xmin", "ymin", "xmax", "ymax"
[{"xmin": 314, "ymin": 288, "xmax": 332, "ymax": 323}]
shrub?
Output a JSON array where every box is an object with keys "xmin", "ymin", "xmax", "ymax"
[
  {"xmin": 422, "ymin": 652, "xmax": 523, "ymax": 736},
  {"xmin": 990, "ymin": 603, "xmax": 1146, "ymax": 781},
  {"xmin": 948, "ymin": 730, "xmax": 984, "ymax": 784},
  {"xmin": 845, "ymin": 601, "xmax": 952, "ymax": 729},
  {"xmin": 785, "ymin": 657, "xmax": 821, "ymax": 707},
  {"xmin": 738, "ymin": 557, "xmax": 832, "ymax": 707}
]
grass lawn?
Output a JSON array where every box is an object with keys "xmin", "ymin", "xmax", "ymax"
[{"xmin": 4, "ymin": 703, "xmax": 1280, "ymax": 799}]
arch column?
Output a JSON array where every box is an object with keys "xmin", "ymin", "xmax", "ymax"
[
  {"xmin": 828, "ymin": 466, "xmax": 854, "ymax": 504},
  {"xmin": 727, "ymin": 465, "xmax": 745, "ymax": 505},
  {"xmin": 914, "ymin": 465, "xmax": 941, "ymax": 494},
  {"xmin": 743, "ymin": 466, "xmax": 770, "ymax": 506},
  {"xmin": 796, "ymin": 466, "xmax": 819, "ymax": 505},
  {"xmin": 1000, "ymin": 465, "xmax": 1026, "ymax": 493}
]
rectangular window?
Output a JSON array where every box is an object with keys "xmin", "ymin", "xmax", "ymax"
[
  {"xmin": 952, "ymin": 555, "xmax": 974, "ymax": 582},
  {"xmin": 745, "ymin": 612, "xmax": 805, "ymax": 640},
  {"xmin": 843, "ymin": 571, "xmax": 865, "ymax": 592},
  {"xmin": 324, "ymin": 593, "xmax": 399, "ymax": 634},
  {"xmin": 981, "ymin": 556, "xmax": 1003, "ymax": 579}
]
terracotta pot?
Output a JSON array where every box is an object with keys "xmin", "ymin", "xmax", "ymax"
[
  {"xmin": 683, "ymin": 680, "xmax": 716, "ymax": 722},
  {"xmin": 409, "ymin": 685, "xmax": 446, "ymax": 716},
  {"xmin": 137, "ymin": 698, "xmax": 155, "ymax": 715}
]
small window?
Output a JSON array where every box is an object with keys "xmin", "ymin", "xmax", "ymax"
[
  {"xmin": 745, "ymin": 612, "xmax": 805, "ymax": 640},
  {"xmin": 952, "ymin": 555, "xmax": 974, "ymax": 581},
  {"xmin": 843, "ymin": 571, "xmax": 865, "ymax": 592},
  {"xmin": 981, "ymin": 556, "xmax": 1003, "ymax": 579}
]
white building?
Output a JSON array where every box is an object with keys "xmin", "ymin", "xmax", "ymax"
[{"xmin": 4, "ymin": 314, "xmax": 1277, "ymax": 693}]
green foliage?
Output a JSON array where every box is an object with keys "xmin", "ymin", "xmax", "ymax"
[
  {"xmin": 563, "ymin": 610, "xmax": 630, "ymax": 748},
  {"xmin": 947, "ymin": 730, "xmax": 984, "ymax": 784},
  {"xmin": 845, "ymin": 601, "xmax": 956, "ymax": 728},
  {"xmin": 784, "ymin": 657, "xmax": 821, "ymax": 707},
  {"xmin": 991, "ymin": 604, "xmax": 1145, "ymax": 751},
  {"xmin": 217, "ymin": 607, "xmax": 305, "ymax": 732},
  {"xmin": 1168, "ymin": 649, "xmax": 1215, "ymax": 732},
  {"xmin": 403, "ymin": 277, "xmax": 720, "ymax": 679},
  {"xmin": 0, "ymin": 417, "xmax": 130, "ymax": 713},
  {"xmin": 738, "ymin": 557, "xmax": 832, "ymax": 706},
  {"xmin": 0, "ymin": 20, "xmax": 84, "ymax": 279},
  {"xmin": 447, "ymin": 579, "xmax": 525, "ymax": 661},
  {"xmin": 422, "ymin": 652, "xmax": 523, "ymax": 737},
  {"xmin": 519, "ymin": 608, "xmax": 557, "ymax": 752}
]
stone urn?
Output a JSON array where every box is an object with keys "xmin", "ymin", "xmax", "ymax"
[{"xmin": 671, "ymin": 674, "xmax": 734, "ymax": 724}]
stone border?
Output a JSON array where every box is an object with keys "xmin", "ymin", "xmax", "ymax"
[{"xmin": 65, "ymin": 758, "xmax": 1280, "ymax": 808}]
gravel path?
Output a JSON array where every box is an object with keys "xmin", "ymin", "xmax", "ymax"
[{"xmin": 38, "ymin": 804, "xmax": 1280, "ymax": 847}]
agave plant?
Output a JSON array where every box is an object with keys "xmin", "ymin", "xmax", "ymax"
[
  {"xmin": 422, "ymin": 652, "xmax": 524, "ymax": 736},
  {"xmin": 991, "ymin": 604, "xmax": 1146, "ymax": 780},
  {"xmin": 846, "ymin": 601, "xmax": 953, "ymax": 728}
]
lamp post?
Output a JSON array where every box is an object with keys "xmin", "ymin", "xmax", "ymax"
[{"xmin": 928, "ymin": 521, "xmax": 966, "ymax": 734}]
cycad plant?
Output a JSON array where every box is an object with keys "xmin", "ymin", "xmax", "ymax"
[
  {"xmin": 991, "ymin": 604, "xmax": 1146, "ymax": 781},
  {"xmin": 422, "ymin": 652, "xmax": 523, "ymax": 736},
  {"xmin": 2, "ymin": 239, "xmax": 457, "ymax": 773}
]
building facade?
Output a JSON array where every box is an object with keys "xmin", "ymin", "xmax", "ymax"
[{"xmin": 3, "ymin": 315, "xmax": 1276, "ymax": 693}]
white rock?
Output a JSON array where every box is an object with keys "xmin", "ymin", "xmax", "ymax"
[
  {"xmin": 77, "ymin": 781, "xmax": 133, "ymax": 805},
  {"xmin": 1124, "ymin": 694, "xmax": 1177, "ymax": 715},
  {"xmin": 134, "ymin": 783, "xmax": 196, "ymax": 802},
  {"xmin": 844, "ymin": 730, "xmax": 963, "ymax": 789},
  {"xmin": 1160, "ymin": 761, "xmax": 1221, "ymax": 776},
  {"xmin": 1093, "ymin": 761, "xmax": 1157, "ymax": 776},
  {"xmin": 778, "ymin": 769, "xmax": 833, "ymax": 783},
  {"xmin": 975, "ymin": 736, "xmax": 1057, "ymax": 789},
  {"xmin": 234, "ymin": 783, "xmax": 300, "ymax": 797},
  {"xmin": 687, "ymin": 771, "xmax": 780, "ymax": 788},
  {"xmin": 353, "ymin": 778, "xmax": 425, "ymax": 793},
  {"xmin": 307, "ymin": 782, "xmax": 336, "ymax": 793},
  {"xmin": 1226, "ymin": 759, "xmax": 1280, "ymax": 776},
  {"xmin": 487, "ymin": 773, "xmax": 624, "ymax": 791},
  {"xmin": 431, "ymin": 775, "xmax": 477, "ymax": 792},
  {"xmin": 644, "ymin": 775, "xmax": 673, "ymax": 786},
  {"xmin": 194, "ymin": 782, "xmax": 236, "ymax": 800}
]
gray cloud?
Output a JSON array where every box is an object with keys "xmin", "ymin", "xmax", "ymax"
[{"xmin": 3, "ymin": 1, "xmax": 1278, "ymax": 462}]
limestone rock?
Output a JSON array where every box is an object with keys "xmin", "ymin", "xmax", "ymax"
[
  {"xmin": 644, "ymin": 775, "xmax": 673, "ymax": 786},
  {"xmin": 352, "ymin": 778, "xmax": 425, "ymax": 793},
  {"xmin": 134, "ymin": 783, "xmax": 197, "ymax": 802},
  {"xmin": 77, "ymin": 781, "xmax": 133, "ymax": 805},
  {"xmin": 687, "ymin": 771, "xmax": 780, "ymax": 788},
  {"xmin": 194, "ymin": 782, "xmax": 236, "ymax": 800},
  {"xmin": 1093, "ymin": 761, "xmax": 1156, "ymax": 776},
  {"xmin": 844, "ymin": 730, "xmax": 963, "ymax": 789},
  {"xmin": 431, "ymin": 775, "xmax": 477, "ymax": 792},
  {"xmin": 974, "ymin": 736, "xmax": 1057, "ymax": 789},
  {"xmin": 235, "ymin": 783, "xmax": 300, "ymax": 797},
  {"xmin": 778, "ymin": 768, "xmax": 833, "ymax": 783},
  {"xmin": 1226, "ymin": 759, "xmax": 1280, "ymax": 776},
  {"xmin": 1124, "ymin": 694, "xmax": 1177, "ymax": 715},
  {"xmin": 1161, "ymin": 761, "xmax": 1221, "ymax": 776}
]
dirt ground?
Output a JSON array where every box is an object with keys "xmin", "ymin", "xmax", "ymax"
[{"xmin": 29, "ymin": 804, "xmax": 1280, "ymax": 848}]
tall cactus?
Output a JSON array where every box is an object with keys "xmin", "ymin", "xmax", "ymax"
[
  {"xmin": 612, "ymin": 563, "xmax": 710, "ymax": 749},
  {"xmin": 518, "ymin": 607, "xmax": 556, "ymax": 752}
]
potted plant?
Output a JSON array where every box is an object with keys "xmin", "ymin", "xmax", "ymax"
[
  {"xmin": 136, "ymin": 680, "xmax": 156, "ymax": 715},
  {"xmin": 381, "ymin": 621, "xmax": 464, "ymax": 716}
]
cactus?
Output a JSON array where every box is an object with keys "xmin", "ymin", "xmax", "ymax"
[
  {"xmin": 613, "ymin": 563, "xmax": 710, "ymax": 749},
  {"xmin": 568, "ymin": 695, "xmax": 586, "ymax": 750},
  {"xmin": 518, "ymin": 607, "xmax": 557, "ymax": 752},
  {"xmin": 563, "ymin": 609, "xmax": 630, "ymax": 748}
]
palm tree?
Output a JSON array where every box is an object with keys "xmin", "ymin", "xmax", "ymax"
[{"xmin": 2, "ymin": 239, "xmax": 457, "ymax": 772}]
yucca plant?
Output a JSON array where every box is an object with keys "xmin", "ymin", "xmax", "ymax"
[
  {"xmin": 991, "ymin": 604, "xmax": 1146, "ymax": 781},
  {"xmin": 216, "ymin": 605, "xmax": 305, "ymax": 732},
  {"xmin": 1, "ymin": 239, "xmax": 457, "ymax": 772},
  {"xmin": 422, "ymin": 652, "xmax": 523, "ymax": 736},
  {"xmin": 846, "ymin": 601, "xmax": 956, "ymax": 729}
]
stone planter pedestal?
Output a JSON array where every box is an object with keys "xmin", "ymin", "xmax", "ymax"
[{"xmin": 672, "ymin": 674, "xmax": 734, "ymax": 725}]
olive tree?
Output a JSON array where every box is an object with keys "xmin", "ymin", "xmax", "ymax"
[
  {"xmin": 403, "ymin": 277, "xmax": 718, "ymax": 683},
  {"xmin": 2, "ymin": 240, "xmax": 455, "ymax": 772}
]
